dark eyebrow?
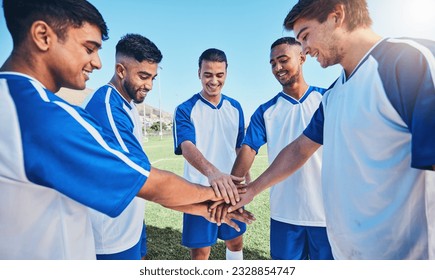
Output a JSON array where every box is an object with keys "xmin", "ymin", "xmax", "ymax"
[
  {"xmin": 204, "ymin": 71, "xmax": 225, "ymax": 75},
  {"xmin": 296, "ymin": 26, "xmax": 308, "ymax": 40},
  {"xmin": 270, "ymin": 54, "xmax": 289, "ymax": 64},
  {"xmin": 138, "ymin": 70, "xmax": 158, "ymax": 79},
  {"xmin": 138, "ymin": 70, "xmax": 152, "ymax": 76}
]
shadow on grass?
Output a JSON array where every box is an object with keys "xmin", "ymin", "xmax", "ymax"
[{"xmin": 145, "ymin": 225, "xmax": 270, "ymax": 260}]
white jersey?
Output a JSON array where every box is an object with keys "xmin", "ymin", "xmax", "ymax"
[
  {"xmin": 243, "ymin": 87, "xmax": 326, "ymax": 226},
  {"xmin": 83, "ymin": 84, "xmax": 146, "ymax": 254},
  {"xmin": 304, "ymin": 38, "xmax": 435, "ymax": 259},
  {"xmin": 0, "ymin": 73, "xmax": 150, "ymax": 259},
  {"xmin": 173, "ymin": 93, "xmax": 245, "ymax": 185}
]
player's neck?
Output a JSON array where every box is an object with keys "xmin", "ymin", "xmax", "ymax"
[
  {"xmin": 282, "ymin": 80, "xmax": 309, "ymax": 101},
  {"xmin": 1, "ymin": 51, "xmax": 60, "ymax": 93},
  {"xmin": 200, "ymin": 90, "xmax": 221, "ymax": 106},
  {"xmin": 341, "ymin": 28, "xmax": 382, "ymax": 78},
  {"xmin": 108, "ymin": 78, "xmax": 132, "ymax": 103}
]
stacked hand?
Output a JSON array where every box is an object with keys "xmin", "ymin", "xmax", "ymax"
[
  {"xmin": 204, "ymin": 176, "xmax": 258, "ymax": 231},
  {"xmin": 207, "ymin": 171, "xmax": 245, "ymax": 205},
  {"xmin": 205, "ymin": 201, "xmax": 255, "ymax": 232}
]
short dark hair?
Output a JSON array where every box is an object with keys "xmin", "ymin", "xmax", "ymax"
[
  {"xmin": 116, "ymin": 34, "xmax": 162, "ymax": 64},
  {"xmin": 198, "ymin": 48, "xmax": 228, "ymax": 69},
  {"xmin": 284, "ymin": 0, "xmax": 372, "ymax": 32},
  {"xmin": 271, "ymin": 37, "xmax": 301, "ymax": 50},
  {"xmin": 2, "ymin": 0, "xmax": 109, "ymax": 47}
]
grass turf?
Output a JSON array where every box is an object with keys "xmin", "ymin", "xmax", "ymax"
[{"xmin": 142, "ymin": 135, "xmax": 271, "ymax": 260}]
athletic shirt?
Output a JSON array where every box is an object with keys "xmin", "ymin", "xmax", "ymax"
[
  {"xmin": 173, "ymin": 93, "xmax": 245, "ymax": 185},
  {"xmin": 0, "ymin": 73, "xmax": 150, "ymax": 259},
  {"xmin": 304, "ymin": 38, "xmax": 435, "ymax": 259},
  {"xmin": 243, "ymin": 87, "xmax": 326, "ymax": 226},
  {"xmin": 83, "ymin": 84, "xmax": 147, "ymax": 254}
]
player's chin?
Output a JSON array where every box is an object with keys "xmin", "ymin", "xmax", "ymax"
[
  {"xmin": 65, "ymin": 80, "xmax": 87, "ymax": 91},
  {"xmin": 134, "ymin": 96, "xmax": 145, "ymax": 104}
]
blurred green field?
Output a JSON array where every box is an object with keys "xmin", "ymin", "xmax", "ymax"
[{"xmin": 142, "ymin": 135, "xmax": 271, "ymax": 260}]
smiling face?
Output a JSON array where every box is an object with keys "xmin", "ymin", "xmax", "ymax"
[
  {"xmin": 117, "ymin": 58, "xmax": 158, "ymax": 104},
  {"xmin": 293, "ymin": 16, "xmax": 344, "ymax": 69},
  {"xmin": 47, "ymin": 22, "xmax": 103, "ymax": 91},
  {"xmin": 270, "ymin": 43, "xmax": 303, "ymax": 87},
  {"xmin": 198, "ymin": 60, "xmax": 227, "ymax": 104}
]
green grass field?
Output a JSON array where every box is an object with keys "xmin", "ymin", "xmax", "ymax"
[{"xmin": 142, "ymin": 135, "xmax": 271, "ymax": 260}]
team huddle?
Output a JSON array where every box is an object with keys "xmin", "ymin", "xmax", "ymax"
[{"xmin": 1, "ymin": 0, "xmax": 434, "ymax": 260}]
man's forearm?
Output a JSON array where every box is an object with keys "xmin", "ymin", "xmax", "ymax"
[
  {"xmin": 231, "ymin": 145, "xmax": 256, "ymax": 177},
  {"xmin": 181, "ymin": 141, "xmax": 218, "ymax": 177},
  {"xmin": 251, "ymin": 134, "xmax": 320, "ymax": 195},
  {"xmin": 169, "ymin": 202, "xmax": 210, "ymax": 217},
  {"xmin": 138, "ymin": 167, "xmax": 216, "ymax": 207}
]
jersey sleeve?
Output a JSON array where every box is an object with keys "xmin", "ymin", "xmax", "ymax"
[
  {"xmin": 85, "ymin": 90, "xmax": 150, "ymax": 163},
  {"xmin": 303, "ymin": 104, "xmax": 324, "ymax": 145},
  {"xmin": 173, "ymin": 103, "xmax": 196, "ymax": 155},
  {"xmin": 18, "ymin": 85, "xmax": 150, "ymax": 218},
  {"xmin": 242, "ymin": 106, "xmax": 267, "ymax": 153},
  {"xmin": 236, "ymin": 102, "xmax": 245, "ymax": 149},
  {"xmin": 376, "ymin": 38, "xmax": 435, "ymax": 170}
]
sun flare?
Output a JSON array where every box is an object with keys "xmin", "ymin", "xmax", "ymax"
[{"xmin": 404, "ymin": 0, "xmax": 435, "ymax": 28}]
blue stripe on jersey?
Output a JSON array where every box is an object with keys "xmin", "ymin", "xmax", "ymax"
[
  {"xmin": 245, "ymin": 87, "xmax": 325, "ymax": 152},
  {"xmin": 371, "ymin": 38, "xmax": 435, "ymax": 169},
  {"xmin": 223, "ymin": 95, "xmax": 245, "ymax": 148},
  {"xmin": 173, "ymin": 93, "xmax": 245, "ymax": 154},
  {"xmin": 4, "ymin": 73, "xmax": 149, "ymax": 217},
  {"xmin": 304, "ymin": 38, "xmax": 435, "ymax": 162},
  {"xmin": 84, "ymin": 85, "xmax": 150, "ymax": 163},
  {"xmin": 173, "ymin": 94, "xmax": 200, "ymax": 155},
  {"xmin": 242, "ymin": 94, "xmax": 278, "ymax": 153},
  {"xmin": 303, "ymin": 105, "xmax": 325, "ymax": 145}
]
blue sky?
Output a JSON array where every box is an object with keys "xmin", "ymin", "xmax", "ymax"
[{"xmin": 1, "ymin": 0, "xmax": 434, "ymax": 121}]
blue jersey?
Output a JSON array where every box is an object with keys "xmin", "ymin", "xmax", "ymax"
[
  {"xmin": 0, "ymin": 73, "xmax": 150, "ymax": 259},
  {"xmin": 304, "ymin": 38, "xmax": 435, "ymax": 259},
  {"xmin": 243, "ymin": 87, "xmax": 326, "ymax": 226},
  {"xmin": 83, "ymin": 84, "xmax": 148, "ymax": 255},
  {"xmin": 173, "ymin": 93, "xmax": 244, "ymax": 185}
]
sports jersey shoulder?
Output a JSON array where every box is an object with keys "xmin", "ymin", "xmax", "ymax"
[
  {"xmin": 1, "ymin": 72, "xmax": 149, "ymax": 217},
  {"xmin": 369, "ymin": 38, "xmax": 435, "ymax": 169},
  {"xmin": 221, "ymin": 93, "xmax": 245, "ymax": 148},
  {"xmin": 220, "ymin": 93, "xmax": 243, "ymax": 110},
  {"xmin": 245, "ymin": 87, "xmax": 325, "ymax": 152},
  {"xmin": 173, "ymin": 93, "xmax": 202, "ymax": 155},
  {"xmin": 243, "ymin": 93, "xmax": 281, "ymax": 153},
  {"xmin": 84, "ymin": 84, "xmax": 149, "ymax": 162}
]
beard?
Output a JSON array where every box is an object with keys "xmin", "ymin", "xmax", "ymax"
[
  {"xmin": 279, "ymin": 69, "xmax": 300, "ymax": 87},
  {"xmin": 123, "ymin": 79, "xmax": 145, "ymax": 104},
  {"xmin": 320, "ymin": 41, "xmax": 344, "ymax": 68}
]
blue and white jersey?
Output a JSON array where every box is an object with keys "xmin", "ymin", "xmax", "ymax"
[
  {"xmin": 173, "ymin": 93, "xmax": 245, "ymax": 185},
  {"xmin": 0, "ymin": 73, "xmax": 151, "ymax": 259},
  {"xmin": 83, "ymin": 84, "xmax": 147, "ymax": 255},
  {"xmin": 243, "ymin": 87, "xmax": 326, "ymax": 226},
  {"xmin": 304, "ymin": 38, "xmax": 435, "ymax": 259}
]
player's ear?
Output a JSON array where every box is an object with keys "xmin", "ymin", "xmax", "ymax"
[
  {"xmin": 116, "ymin": 63, "xmax": 126, "ymax": 79},
  {"xmin": 300, "ymin": 52, "xmax": 306, "ymax": 64},
  {"xmin": 198, "ymin": 68, "xmax": 201, "ymax": 79},
  {"xmin": 330, "ymin": 3, "xmax": 345, "ymax": 27},
  {"xmin": 31, "ymin": 20, "xmax": 53, "ymax": 51}
]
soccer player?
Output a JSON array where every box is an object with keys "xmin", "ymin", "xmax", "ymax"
[
  {"xmin": 82, "ymin": 34, "xmax": 162, "ymax": 260},
  {"xmin": 231, "ymin": 37, "xmax": 333, "ymax": 260},
  {"xmin": 225, "ymin": 0, "xmax": 435, "ymax": 259},
  {"xmin": 173, "ymin": 48, "xmax": 246, "ymax": 260},
  {"xmin": 0, "ymin": 0, "xmax": 253, "ymax": 260}
]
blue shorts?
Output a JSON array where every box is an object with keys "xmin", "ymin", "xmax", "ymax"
[
  {"xmin": 270, "ymin": 219, "xmax": 333, "ymax": 260},
  {"xmin": 96, "ymin": 223, "xmax": 147, "ymax": 260},
  {"xmin": 182, "ymin": 213, "xmax": 246, "ymax": 248}
]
